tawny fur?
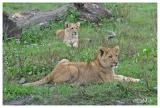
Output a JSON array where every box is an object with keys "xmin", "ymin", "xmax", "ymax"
[
  {"xmin": 23, "ymin": 46, "xmax": 140, "ymax": 86},
  {"xmin": 56, "ymin": 22, "xmax": 80, "ymax": 48},
  {"xmin": 56, "ymin": 29, "xmax": 65, "ymax": 40}
]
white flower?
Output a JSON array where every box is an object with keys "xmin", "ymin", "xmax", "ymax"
[{"xmin": 143, "ymin": 48, "xmax": 147, "ymax": 53}]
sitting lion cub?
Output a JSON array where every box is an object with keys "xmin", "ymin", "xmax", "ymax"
[
  {"xmin": 23, "ymin": 46, "xmax": 140, "ymax": 86},
  {"xmin": 56, "ymin": 22, "xmax": 80, "ymax": 48}
]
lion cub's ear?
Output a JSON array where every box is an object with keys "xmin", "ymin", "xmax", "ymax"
[
  {"xmin": 65, "ymin": 22, "xmax": 70, "ymax": 28},
  {"xmin": 114, "ymin": 45, "xmax": 120, "ymax": 53},
  {"xmin": 98, "ymin": 47, "xmax": 107, "ymax": 56},
  {"xmin": 76, "ymin": 22, "xmax": 80, "ymax": 28}
]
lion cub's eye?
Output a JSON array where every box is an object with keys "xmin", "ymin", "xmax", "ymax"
[
  {"xmin": 116, "ymin": 55, "xmax": 118, "ymax": 57},
  {"xmin": 71, "ymin": 27, "xmax": 74, "ymax": 29},
  {"xmin": 109, "ymin": 55, "xmax": 112, "ymax": 58}
]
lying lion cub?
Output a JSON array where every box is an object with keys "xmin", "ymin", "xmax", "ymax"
[
  {"xmin": 56, "ymin": 22, "xmax": 80, "ymax": 48},
  {"xmin": 23, "ymin": 46, "xmax": 140, "ymax": 86}
]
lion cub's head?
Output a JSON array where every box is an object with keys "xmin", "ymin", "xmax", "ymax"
[
  {"xmin": 64, "ymin": 22, "xmax": 80, "ymax": 36},
  {"xmin": 97, "ymin": 46, "xmax": 119, "ymax": 69}
]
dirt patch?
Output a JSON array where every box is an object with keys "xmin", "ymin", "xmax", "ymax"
[
  {"xmin": 3, "ymin": 84, "xmax": 155, "ymax": 105},
  {"xmin": 3, "ymin": 92, "xmax": 151, "ymax": 105},
  {"xmin": 3, "ymin": 95, "xmax": 34, "ymax": 105}
]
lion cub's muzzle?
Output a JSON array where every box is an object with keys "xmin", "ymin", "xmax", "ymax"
[
  {"xmin": 111, "ymin": 62, "xmax": 118, "ymax": 68},
  {"xmin": 72, "ymin": 32, "xmax": 78, "ymax": 36}
]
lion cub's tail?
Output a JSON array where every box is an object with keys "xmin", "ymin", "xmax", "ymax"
[{"xmin": 23, "ymin": 73, "xmax": 53, "ymax": 86}]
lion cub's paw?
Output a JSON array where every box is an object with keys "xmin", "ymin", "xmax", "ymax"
[
  {"xmin": 66, "ymin": 43, "xmax": 72, "ymax": 47},
  {"xmin": 134, "ymin": 79, "xmax": 141, "ymax": 83},
  {"xmin": 58, "ymin": 59, "xmax": 69, "ymax": 64}
]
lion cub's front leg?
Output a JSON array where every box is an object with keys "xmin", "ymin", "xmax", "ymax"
[
  {"xmin": 114, "ymin": 74, "xmax": 140, "ymax": 83},
  {"xmin": 73, "ymin": 42, "xmax": 78, "ymax": 48}
]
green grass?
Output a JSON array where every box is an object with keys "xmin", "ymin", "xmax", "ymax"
[{"xmin": 3, "ymin": 3, "xmax": 157, "ymax": 105}]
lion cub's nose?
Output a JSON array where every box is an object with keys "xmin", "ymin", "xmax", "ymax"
[
  {"xmin": 114, "ymin": 62, "xmax": 118, "ymax": 66},
  {"xmin": 72, "ymin": 32, "xmax": 77, "ymax": 35}
]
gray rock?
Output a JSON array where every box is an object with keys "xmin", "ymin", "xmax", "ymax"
[
  {"xmin": 132, "ymin": 98, "xmax": 147, "ymax": 104},
  {"xmin": 39, "ymin": 21, "xmax": 49, "ymax": 30},
  {"xmin": 107, "ymin": 30, "xmax": 116, "ymax": 40},
  {"xmin": 116, "ymin": 18, "xmax": 122, "ymax": 22},
  {"xmin": 114, "ymin": 100, "xmax": 126, "ymax": 105},
  {"xmin": 19, "ymin": 77, "xmax": 26, "ymax": 84},
  {"xmin": 28, "ymin": 71, "xmax": 32, "ymax": 75}
]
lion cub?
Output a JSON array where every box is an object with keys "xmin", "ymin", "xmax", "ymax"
[
  {"xmin": 23, "ymin": 46, "xmax": 141, "ymax": 86},
  {"xmin": 56, "ymin": 22, "xmax": 80, "ymax": 48}
]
